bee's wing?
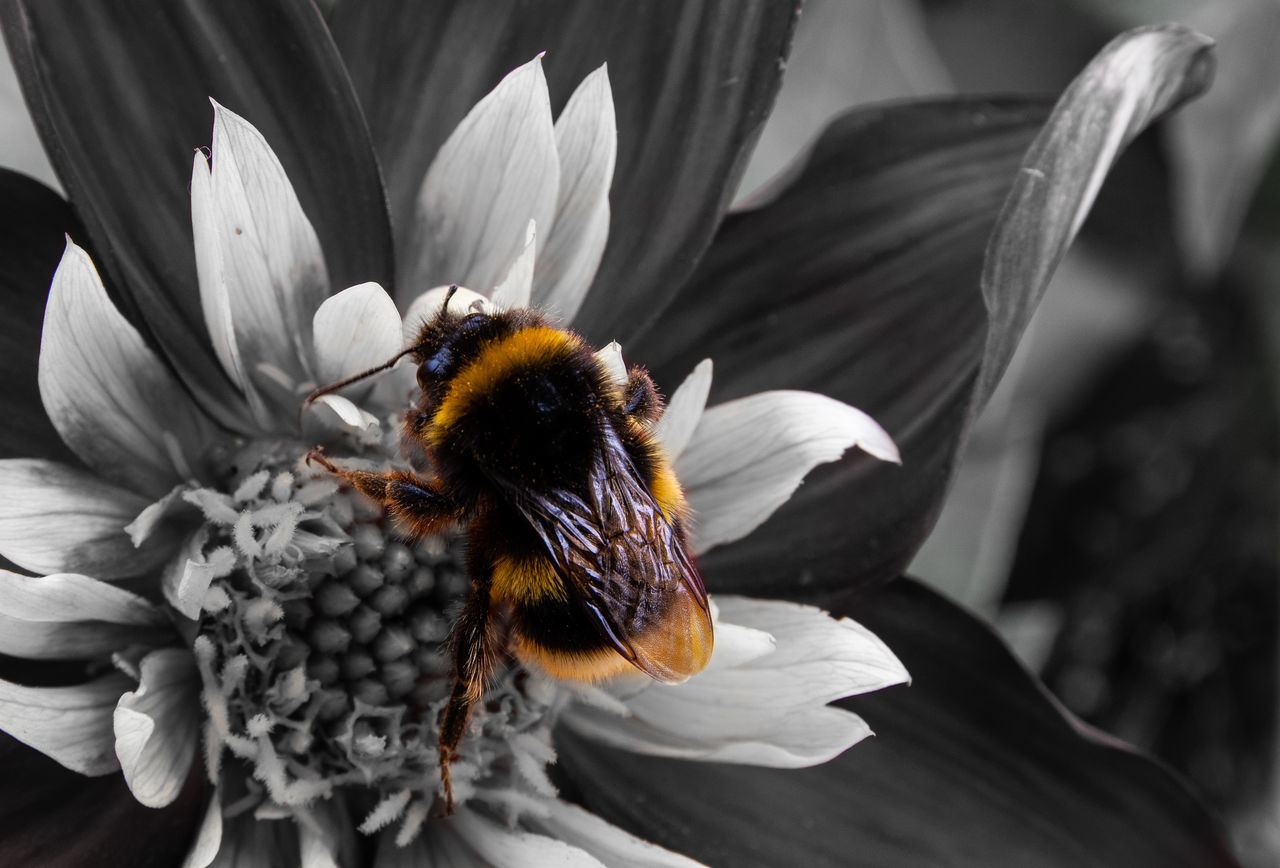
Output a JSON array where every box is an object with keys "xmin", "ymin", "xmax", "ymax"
[{"xmin": 513, "ymin": 429, "xmax": 713, "ymax": 684}]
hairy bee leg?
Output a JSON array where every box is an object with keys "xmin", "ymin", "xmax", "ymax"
[
  {"xmin": 438, "ymin": 552, "xmax": 500, "ymax": 814},
  {"xmin": 306, "ymin": 449, "xmax": 460, "ymax": 537},
  {"xmin": 623, "ymin": 366, "xmax": 662, "ymax": 422}
]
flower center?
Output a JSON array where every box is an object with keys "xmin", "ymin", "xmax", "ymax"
[{"xmin": 186, "ymin": 437, "xmax": 559, "ymax": 842}]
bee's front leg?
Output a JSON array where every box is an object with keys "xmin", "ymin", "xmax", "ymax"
[
  {"xmin": 306, "ymin": 449, "xmax": 460, "ymax": 537},
  {"xmin": 438, "ymin": 543, "xmax": 501, "ymax": 814}
]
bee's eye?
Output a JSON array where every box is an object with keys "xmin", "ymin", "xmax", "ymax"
[
  {"xmin": 459, "ymin": 312, "xmax": 487, "ymax": 333},
  {"xmin": 421, "ymin": 347, "xmax": 452, "ymax": 386}
]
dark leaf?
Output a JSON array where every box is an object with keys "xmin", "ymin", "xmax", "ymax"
[
  {"xmin": 0, "ymin": 731, "xmax": 207, "ymax": 867},
  {"xmin": 1, "ymin": 0, "xmax": 393, "ymax": 426},
  {"xmin": 555, "ymin": 578, "xmax": 1240, "ymax": 868},
  {"xmin": 636, "ymin": 26, "xmax": 1215, "ymax": 600},
  {"xmin": 0, "ymin": 169, "xmax": 78, "ymax": 464},
  {"xmin": 330, "ymin": 0, "xmax": 798, "ymax": 343},
  {"xmin": 637, "ymin": 97, "xmax": 1047, "ymax": 599}
]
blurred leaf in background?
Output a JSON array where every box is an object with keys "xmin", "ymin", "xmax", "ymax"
[{"xmin": 741, "ymin": 1, "xmax": 1279, "ymax": 865}]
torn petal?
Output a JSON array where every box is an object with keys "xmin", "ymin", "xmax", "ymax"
[
  {"xmin": 115, "ymin": 648, "xmax": 200, "ymax": 807},
  {"xmin": 678, "ymin": 391, "xmax": 899, "ymax": 554}
]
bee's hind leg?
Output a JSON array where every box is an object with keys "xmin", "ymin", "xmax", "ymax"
[{"xmin": 437, "ymin": 543, "xmax": 501, "ymax": 814}]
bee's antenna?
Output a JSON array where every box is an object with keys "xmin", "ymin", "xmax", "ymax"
[
  {"xmin": 304, "ymin": 345, "xmax": 422, "ymax": 405},
  {"xmin": 442, "ymin": 284, "xmax": 459, "ymax": 310}
]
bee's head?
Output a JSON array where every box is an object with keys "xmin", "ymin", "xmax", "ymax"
[{"xmin": 409, "ymin": 285, "xmax": 501, "ymax": 393}]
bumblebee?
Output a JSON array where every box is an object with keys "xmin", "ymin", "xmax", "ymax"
[{"xmin": 306, "ymin": 287, "xmax": 713, "ymax": 809}]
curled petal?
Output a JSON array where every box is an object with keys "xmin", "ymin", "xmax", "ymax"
[
  {"xmin": 311, "ymin": 282, "xmax": 404, "ymax": 390},
  {"xmin": 0, "ymin": 458, "xmax": 174, "ymax": 580},
  {"xmin": 0, "ymin": 570, "xmax": 171, "ymax": 659},
  {"xmin": 0, "ymin": 672, "xmax": 130, "ymax": 774},
  {"xmin": 678, "ymin": 391, "xmax": 898, "ymax": 554},
  {"xmin": 535, "ymin": 65, "xmax": 617, "ymax": 322},
  {"xmin": 408, "ymin": 55, "xmax": 560, "ymax": 298},
  {"xmin": 114, "ymin": 649, "xmax": 200, "ymax": 807},
  {"xmin": 39, "ymin": 239, "xmax": 214, "ymax": 496}
]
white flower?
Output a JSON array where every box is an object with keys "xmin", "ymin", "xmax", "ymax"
[{"xmin": 0, "ymin": 57, "xmax": 905, "ymax": 866}]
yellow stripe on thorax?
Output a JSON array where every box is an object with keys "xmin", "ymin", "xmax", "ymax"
[
  {"xmin": 491, "ymin": 553, "xmax": 568, "ymax": 604},
  {"xmin": 429, "ymin": 325, "xmax": 577, "ymax": 443}
]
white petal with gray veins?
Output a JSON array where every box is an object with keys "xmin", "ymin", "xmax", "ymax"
[
  {"xmin": 115, "ymin": 648, "xmax": 200, "ymax": 807},
  {"xmin": 39, "ymin": 240, "xmax": 214, "ymax": 495},
  {"xmin": 0, "ymin": 672, "xmax": 131, "ymax": 774},
  {"xmin": 535, "ymin": 65, "xmax": 617, "ymax": 323},
  {"xmin": 678, "ymin": 390, "xmax": 899, "ymax": 554},
  {"xmin": 409, "ymin": 55, "xmax": 560, "ymax": 299}
]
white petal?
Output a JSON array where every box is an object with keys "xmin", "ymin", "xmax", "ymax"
[
  {"xmin": 652, "ymin": 359, "xmax": 713, "ymax": 460},
  {"xmin": 297, "ymin": 821, "xmax": 341, "ymax": 868},
  {"xmin": 0, "ymin": 570, "xmax": 170, "ymax": 659},
  {"xmin": 408, "ymin": 55, "xmax": 560, "ymax": 297},
  {"xmin": 401, "ymin": 285, "xmax": 497, "ymax": 343},
  {"xmin": 182, "ymin": 789, "xmax": 224, "ymax": 868},
  {"xmin": 192, "ymin": 151, "xmax": 251, "ymax": 397},
  {"xmin": 490, "ymin": 219, "xmax": 537, "ymax": 309},
  {"xmin": 206, "ymin": 811, "xmax": 286, "ymax": 868},
  {"xmin": 526, "ymin": 800, "xmax": 705, "ymax": 868},
  {"xmin": 39, "ymin": 239, "xmax": 214, "ymax": 496},
  {"xmin": 0, "ymin": 458, "xmax": 171, "ymax": 579},
  {"xmin": 115, "ymin": 648, "xmax": 200, "ymax": 807},
  {"xmin": 303, "ymin": 394, "xmax": 381, "ymax": 435},
  {"xmin": 593, "ymin": 341, "xmax": 628, "ymax": 389},
  {"xmin": 677, "ymin": 391, "xmax": 900, "ymax": 553},
  {"xmin": 562, "ymin": 597, "xmax": 908, "ymax": 768},
  {"xmin": 205, "ymin": 101, "xmax": 329, "ymax": 388},
  {"xmin": 0, "ymin": 672, "xmax": 130, "ymax": 774},
  {"xmin": 162, "ymin": 529, "xmax": 227, "ymax": 620},
  {"xmin": 535, "ymin": 65, "xmax": 617, "ymax": 322},
  {"xmin": 311, "ymin": 282, "xmax": 404, "ymax": 388},
  {"xmin": 420, "ymin": 808, "xmax": 604, "ymax": 867}
]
